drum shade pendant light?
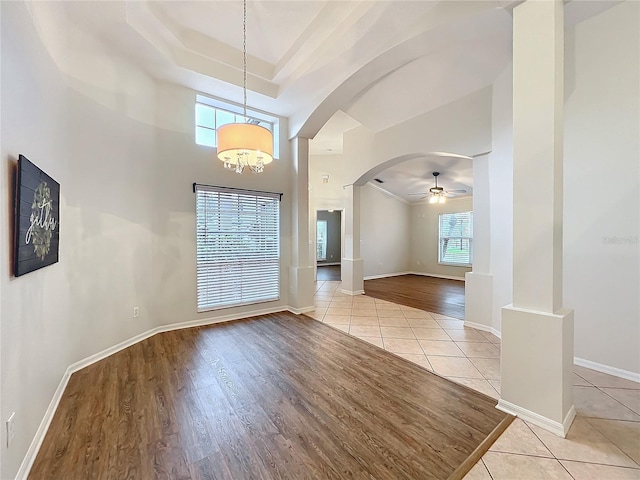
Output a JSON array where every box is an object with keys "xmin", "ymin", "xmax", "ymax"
[{"xmin": 217, "ymin": 0, "xmax": 273, "ymax": 174}]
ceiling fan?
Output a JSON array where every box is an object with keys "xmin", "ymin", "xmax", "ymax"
[{"xmin": 408, "ymin": 172, "xmax": 467, "ymax": 204}]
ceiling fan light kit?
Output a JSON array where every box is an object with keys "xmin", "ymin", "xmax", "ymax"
[
  {"xmin": 429, "ymin": 172, "xmax": 446, "ymax": 204},
  {"xmin": 408, "ymin": 171, "xmax": 467, "ymax": 204}
]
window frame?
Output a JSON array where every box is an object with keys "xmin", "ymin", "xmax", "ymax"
[
  {"xmin": 438, "ymin": 211, "xmax": 473, "ymax": 267},
  {"xmin": 195, "ymin": 184, "xmax": 281, "ymax": 312},
  {"xmin": 316, "ymin": 220, "xmax": 328, "ymax": 261},
  {"xmin": 195, "ymin": 94, "xmax": 280, "ymax": 159}
]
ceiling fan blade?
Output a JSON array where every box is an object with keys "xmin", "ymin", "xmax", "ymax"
[
  {"xmin": 408, "ymin": 192, "xmax": 428, "ymax": 196},
  {"xmin": 471, "ymin": 151, "xmax": 492, "ymax": 158},
  {"xmin": 445, "ymin": 189, "xmax": 467, "ymax": 194}
]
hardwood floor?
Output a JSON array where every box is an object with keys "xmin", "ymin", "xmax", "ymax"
[
  {"xmin": 29, "ymin": 312, "xmax": 511, "ymax": 480},
  {"xmin": 317, "ymin": 264, "xmax": 341, "ymax": 281},
  {"xmin": 365, "ymin": 275, "xmax": 466, "ymax": 319}
]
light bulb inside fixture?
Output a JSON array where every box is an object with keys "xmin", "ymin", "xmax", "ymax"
[
  {"xmin": 439, "ymin": 196, "xmax": 446, "ymax": 204},
  {"xmin": 429, "ymin": 196, "xmax": 438, "ymax": 204}
]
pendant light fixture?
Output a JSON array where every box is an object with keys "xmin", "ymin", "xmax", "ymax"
[{"xmin": 216, "ymin": 0, "xmax": 274, "ymax": 174}]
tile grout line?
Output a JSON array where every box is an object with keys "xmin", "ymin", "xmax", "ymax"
[
  {"xmin": 560, "ymin": 458, "xmax": 640, "ymax": 470},
  {"xmin": 481, "ymin": 458, "xmax": 495, "ymax": 480},
  {"xmin": 581, "ymin": 416, "xmax": 640, "ymax": 468},
  {"xmin": 315, "ymin": 282, "xmax": 640, "ymax": 478},
  {"xmin": 322, "ymin": 288, "xmax": 501, "ymax": 383},
  {"xmin": 487, "ymin": 450, "xmax": 562, "ymax": 461},
  {"xmin": 580, "ymin": 418, "xmax": 640, "ymax": 469},
  {"xmin": 416, "ymin": 335, "xmax": 435, "ymax": 372},
  {"xmin": 595, "ymin": 385, "xmax": 640, "ymax": 417}
]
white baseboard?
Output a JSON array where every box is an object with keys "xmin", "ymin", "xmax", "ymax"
[
  {"xmin": 409, "ymin": 271, "xmax": 466, "ymax": 282},
  {"xmin": 288, "ymin": 306, "xmax": 315, "ymax": 315},
  {"xmin": 461, "ymin": 329, "xmax": 638, "ymax": 384},
  {"xmin": 341, "ymin": 289, "xmax": 365, "ymax": 296},
  {"xmin": 363, "ymin": 271, "xmax": 466, "ymax": 282},
  {"xmin": 574, "ymin": 357, "xmax": 640, "ymax": 384},
  {"xmin": 15, "ymin": 369, "xmax": 72, "ymax": 480},
  {"xmin": 563, "ymin": 405, "xmax": 577, "ymax": 435},
  {"xmin": 496, "ymin": 400, "xmax": 576, "ymax": 438},
  {"xmin": 65, "ymin": 306, "xmax": 288, "ymax": 377},
  {"xmin": 14, "ymin": 305, "xmax": 295, "ymax": 480},
  {"xmin": 156, "ymin": 306, "xmax": 288, "ymax": 335},
  {"xmin": 363, "ymin": 271, "xmax": 411, "ymax": 281},
  {"xmin": 464, "ymin": 320, "xmax": 501, "ymax": 339}
]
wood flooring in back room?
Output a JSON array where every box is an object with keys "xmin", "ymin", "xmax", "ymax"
[
  {"xmin": 365, "ymin": 274, "xmax": 466, "ymax": 319},
  {"xmin": 29, "ymin": 312, "xmax": 511, "ymax": 480},
  {"xmin": 316, "ymin": 264, "xmax": 341, "ymax": 281}
]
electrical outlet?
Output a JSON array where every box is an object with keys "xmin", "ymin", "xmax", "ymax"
[
  {"xmin": 133, "ymin": 307, "xmax": 140, "ymax": 318},
  {"xmin": 6, "ymin": 412, "xmax": 15, "ymax": 448}
]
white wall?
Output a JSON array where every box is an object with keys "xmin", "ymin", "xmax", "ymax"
[
  {"xmin": 410, "ymin": 197, "xmax": 473, "ymax": 279},
  {"xmin": 480, "ymin": 1, "xmax": 639, "ymax": 376},
  {"xmin": 309, "ymin": 88, "xmax": 495, "ymax": 284},
  {"xmin": 309, "ymin": 153, "xmax": 349, "ymax": 212},
  {"xmin": 308, "ymin": 153, "xmax": 349, "ymax": 281},
  {"xmin": 373, "ymin": 87, "xmax": 492, "ymax": 166},
  {"xmin": 564, "ymin": 1, "xmax": 639, "ymax": 374},
  {"xmin": 0, "ymin": 3, "xmax": 293, "ymax": 478},
  {"xmin": 488, "ymin": 64, "xmax": 514, "ymax": 333},
  {"xmin": 471, "ymin": 155, "xmax": 491, "ymax": 275},
  {"xmin": 344, "ymin": 89, "xmax": 493, "ymax": 186},
  {"xmin": 360, "ymin": 185, "xmax": 411, "ymax": 278}
]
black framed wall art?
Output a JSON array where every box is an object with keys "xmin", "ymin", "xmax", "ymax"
[{"xmin": 14, "ymin": 154, "xmax": 60, "ymax": 276}]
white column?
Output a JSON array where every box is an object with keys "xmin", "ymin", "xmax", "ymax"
[
  {"xmin": 499, "ymin": 0, "xmax": 575, "ymax": 437},
  {"xmin": 341, "ymin": 185, "xmax": 364, "ymax": 295},
  {"xmin": 465, "ymin": 154, "xmax": 493, "ymax": 332},
  {"xmin": 289, "ymin": 137, "xmax": 314, "ymax": 312}
]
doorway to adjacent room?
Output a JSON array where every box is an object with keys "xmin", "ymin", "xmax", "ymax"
[{"xmin": 316, "ymin": 210, "xmax": 342, "ymax": 281}]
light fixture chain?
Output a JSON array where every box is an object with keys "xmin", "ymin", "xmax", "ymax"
[
  {"xmin": 217, "ymin": 0, "xmax": 273, "ymax": 174},
  {"xmin": 243, "ymin": 0, "xmax": 247, "ymax": 120}
]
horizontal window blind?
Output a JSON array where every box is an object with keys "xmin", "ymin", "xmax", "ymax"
[
  {"xmin": 438, "ymin": 211, "xmax": 473, "ymax": 266},
  {"xmin": 195, "ymin": 184, "xmax": 280, "ymax": 311}
]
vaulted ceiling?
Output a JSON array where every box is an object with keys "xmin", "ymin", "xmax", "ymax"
[
  {"xmin": 52, "ymin": 1, "xmax": 514, "ymax": 134},
  {"xmin": 40, "ymin": 0, "xmax": 618, "ymax": 202}
]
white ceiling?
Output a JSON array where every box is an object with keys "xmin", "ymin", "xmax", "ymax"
[
  {"xmin": 55, "ymin": 1, "xmax": 512, "ymax": 118},
  {"xmin": 345, "ymin": 32, "xmax": 512, "ymax": 133},
  {"xmin": 153, "ymin": 1, "xmax": 329, "ymax": 65},
  {"xmin": 310, "ymin": 110, "xmax": 362, "ymax": 155},
  {"xmin": 367, "ymin": 155, "xmax": 475, "ymax": 204},
  {"xmin": 48, "ymin": 0, "xmax": 617, "ymax": 202}
]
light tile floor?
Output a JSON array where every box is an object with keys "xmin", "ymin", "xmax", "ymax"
[{"xmin": 311, "ymin": 280, "xmax": 640, "ymax": 480}]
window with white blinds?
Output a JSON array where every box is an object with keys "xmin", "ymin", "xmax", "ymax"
[
  {"xmin": 438, "ymin": 211, "xmax": 473, "ymax": 266},
  {"xmin": 195, "ymin": 184, "xmax": 280, "ymax": 312}
]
